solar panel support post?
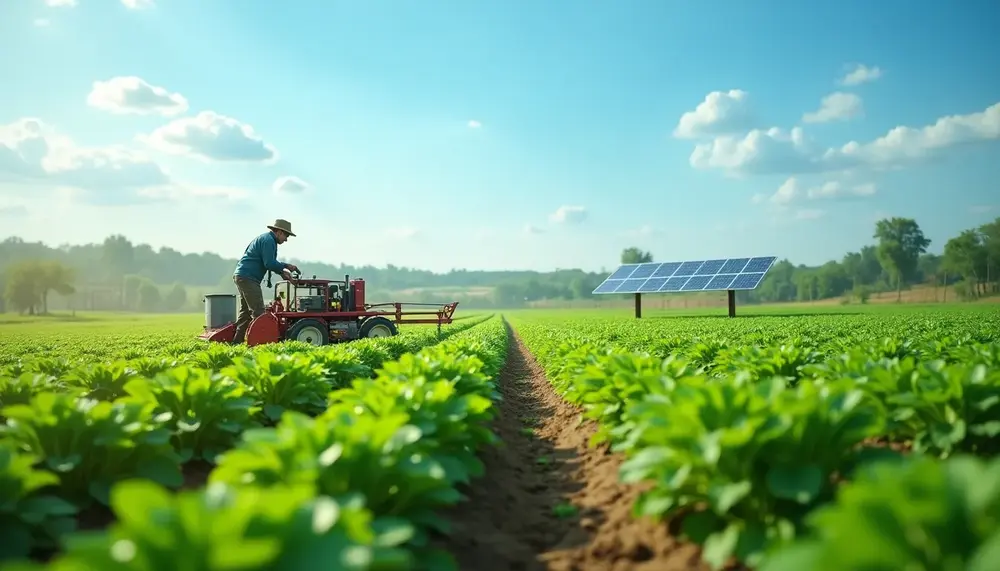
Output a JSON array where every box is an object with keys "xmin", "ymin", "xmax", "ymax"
[
  {"xmin": 727, "ymin": 289, "xmax": 736, "ymax": 318},
  {"xmin": 634, "ymin": 293, "xmax": 642, "ymax": 318}
]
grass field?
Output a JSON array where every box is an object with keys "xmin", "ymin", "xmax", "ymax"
[{"xmin": 1, "ymin": 304, "xmax": 998, "ymax": 570}]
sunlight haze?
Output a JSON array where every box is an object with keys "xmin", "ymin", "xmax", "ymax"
[{"xmin": 1, "ymin": 0, "xmax": 998, "ymax": 272}]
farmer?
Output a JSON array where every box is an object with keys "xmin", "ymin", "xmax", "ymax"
[{"xmin": 231, "ymin": 219, "xmax": 299, "ymax": 344}]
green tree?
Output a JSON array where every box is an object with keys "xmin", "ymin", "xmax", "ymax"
[
  {"xmin": 37, "ymin": 260, "xmax": 76, "ymax": 313},
  {"xmin": 977, "ymin": 216, "xmax": 999, "ymax": 294},
  {"xmin": 621, "ymin": 247, "xmax": 653, "ymax": 264},
  {"xmin": 917, "ymin": 253, "xmax": 943, "ymax": 300},
  {"xmin": 841, "ymin": 252, "xmax": 862, "ymax": 291},
  {"xmin": 858, "ymin": 245, "xmax": 885, "ymax": 287},
  {"xmin": 814, "ymin": 261, "xmax": 850, "ymax": 299},
  {"xmin": 2, "ymin": 259, "xmax": 75, "ymax": 314},
  {"xmin": 942, "ymin": 230, "xmax": 985, "ymax": 299},
  {"xmin": 137, "ymin": 281, "xmax": 161, "ymax": 312},
  {"xmin": 755, "ymin": 259, "xmax": 797, "ymax": 302},
  {"xmin": 101, "ymin": 234, "xmax": 135, "ymax": 308},
  {"xmin": 793, "ymin": 268, "xmax": 819, "ymax": 301},
  {"xmin": 163, "ymin": 282, "xmax": 188, "ymax": 311},
  {"xmin": 873, "ymin": 217, "xmax": 931, "ymax": 301},
  {"xmin": 4, "ymin": 263, "xmax": 41, "ymax": 314},
  {"xmin": 123, "ymin": 275, "xmax": 144, "ymax": 310}
]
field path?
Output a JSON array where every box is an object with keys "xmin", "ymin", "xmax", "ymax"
[{"xmin": 439, "ymin": 320, "xmax": 714, "ymax": 570}]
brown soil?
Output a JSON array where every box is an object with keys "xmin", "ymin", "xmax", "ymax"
[{"xmin": 437, "ymin": 320, "xmax": 722, "ymax": 571}]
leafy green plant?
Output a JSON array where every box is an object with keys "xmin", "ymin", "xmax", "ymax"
[
  {"xmin": 0, "ymin": 374, "xmax": 64, "ymax": 410},
  {"xmin": 220, "ymin": 352, "xmax": 335, "ymax": 423},
  {"xmin": 759, "ymin": 454, "xmax": 1000, "ymax": 571},
  {"xmin": 23, "ymin": 480, "xmax": 414, "ymax": 571},
  {"xmin": 0, "ymin": 442, "xmax": 77, "ymax": 561},
  {"xmin": 62, "ymin": 361, "xmax": 138, "ymax": 401},
  {"xmin": 0, "ymin": 392, "xmax": 182, "ymax": 507},
  {"xmin": 617, "ymin": 375, "xmax": 885, "ymax": 567},
  {"xmin": 121, "ymin": 366, "xmax": 260, "ymax": 462},
  {"xmin": 861, "ymin": 360, "xmax": 1000, "ymax": 457},
  {"xmin": 209, "ymin": 322, "xmax": 508, "ymax": 570}
]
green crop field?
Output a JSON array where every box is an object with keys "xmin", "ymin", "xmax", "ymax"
[{"xmin": 1, "ymin": 305, "xmax": 998, "ymax": 570}]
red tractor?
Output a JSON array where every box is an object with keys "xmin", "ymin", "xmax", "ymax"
[{"xmin": 199, "ymin": 270, "xmax": 459, "ymax": 347}]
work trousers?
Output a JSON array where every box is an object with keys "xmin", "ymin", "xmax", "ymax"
[{"xmin": 233, "ymin": 276, "xmax": 266, "ymax": 344}]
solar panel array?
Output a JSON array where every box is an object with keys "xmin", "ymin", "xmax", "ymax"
[{"xmin": 592, "ymin": 256, "xmax": 776, "ymax": 294}]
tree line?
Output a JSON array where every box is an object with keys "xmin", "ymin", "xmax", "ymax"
[{"xmin": 0, "ymin": 216, "xmax": 996, "ymax": 314}]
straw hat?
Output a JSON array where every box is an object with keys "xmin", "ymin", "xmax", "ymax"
[{"xmin": 267, "ymin": 219, "xmax": 296, "ymax": 237}]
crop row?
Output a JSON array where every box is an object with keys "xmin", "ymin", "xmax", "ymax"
[
  {"xmin": 0, "ymin": 314, "xmax": 487, "ymax": 367},
  {"xmin": 0, "ymin": 314, "xmax": 493, "ymax": 415},
  {"xmin": 509, "ymin": 312, "xmax": 1000, "ymax": 570},
  {"xmin": 0, "ymin": 316, "xmax": 508, "ymax": 570}
]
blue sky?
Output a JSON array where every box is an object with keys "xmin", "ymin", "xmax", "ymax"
[{"xmin": 1, "ymin": 0, "xmax": 998, "ymax": 273}]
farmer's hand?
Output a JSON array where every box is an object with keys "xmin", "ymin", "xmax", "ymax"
[
  {"xmin": 285, "ymin": 263, "xmax": 299, "ymax": 272},
  {"xmin": 282, "ymin": 268, "xmax": 294, "ymax": 281}
]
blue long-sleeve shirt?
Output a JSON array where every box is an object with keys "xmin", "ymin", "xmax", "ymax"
[{"xmin": 234, "ymin": 231, "xmax": 286, "ymax": 282}]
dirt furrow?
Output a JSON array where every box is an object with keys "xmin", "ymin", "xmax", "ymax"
[{"xmin": 438, "ymin": 320, "xmax": 712, "ymax": 571}]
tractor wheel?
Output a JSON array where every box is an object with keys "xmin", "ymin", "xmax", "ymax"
[
  {"xmin": 286, "ymin": 318, "xmax": 329, "ymax": 346},
  {"xmin": 359, "ymin": 316, "xmax": 397, "ymax": 338}
]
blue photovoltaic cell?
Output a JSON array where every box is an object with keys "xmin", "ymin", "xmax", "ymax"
[
  {"xmin": 629, "ymin": 264, "xmax": 659, "ymax": 279},
  {"xmin": 730, "ymin": 273, "xmax": 766, "ymax": 289},
  {"xmin": 652, "ymin": 262, "xmax": 681, "ymax": 278},
  {"xmin": 695, "ymin": 259, "xmax": 727, "ymax": 275},
  {"xmin": 681, "ymin": 275, "xmax": 713, "ymax": 290},
  {"xmin": 705, "ymin": 274, "xmax": 738, "ymax": 290},
  {"xmin": 591, "ymin": 255, "xmax": 777, "ymax": 295},
  {"xmin": 594, "ymin": 279, "xmax": 624, "ymax": 293},
  {"xmin": 608, "ymin": 265, "xmax": 637, "ymax": 280},
  {"xmin": 638, "ymin": 277, "xmax": 668, "ymax": 292},
  {"xmin": 719, "ymin": 258, "xmax": 750, "ymax": 274},
  {"xmin": 742, "ymin": 257, "xmax": 776, "ymax": 273},
  {"xmin": 615, "ymin": 278, "xmax": 647, "ymax": 292},
  {"xmin": 660, "ymin": 276, "xmax": 690, "ymax": 291},
  {"xmin": 676, "ymin": 261, "xmax": 704, "ymax": 275}
]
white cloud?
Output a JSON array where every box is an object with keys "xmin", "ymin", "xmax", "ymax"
[
  {"xmin": 87, "ymin": 76, "xmax": 188, "ymax": 116},
  {"xmin": 0, "ymin": 118, "xmax": 169, "ymax": 195},
  {"xmin": 970, "ymin": 204, "xmax": 994, "ymax": 214},
  {"xmin": 765, "ymin": 177, "xmax": 877, "ymax": 206},
  {"xmin": 839, "ymin": 64, "xmax": 882, "ymax": 86},
  {"xmin": 769, "ymin": 177, "xmax": 799, "ymax": 205},
  {"xmin": 746, "ymin": 189, "xmax": 826, "ymax": 224},
  {"xmin": 690, "ymin": 126, "xmax": 821, "ymax": 174},
  {"xmin": 802, "ymin": 92, "xmax": 863, "ymax": 123},
  {"xmin": 691, "ymin": 101, "xmax": 1000, "ymax": 176},
  {"xmin": 272, "ymin": 176, "xmax": 310, "ymax": 194},
  {"xmin": 45, "ymin": 0, "xmax": 76, "ymax": 7},
  {"xmin": 467, "ymin": 120, "xmax": 481, "ymax": 128},
  {"xmin": 121, "ymin": 0, "xmax": 155, "ymax": 8},
  {"xmin": 34, "ymin": 18, "xmax": 51, "ymax": 27},
  {"xmin": 674, "ymin": 89, "xmax": 755, "ymax": 139},
  {"xmin": 548, "ymin": 205, "xmax": 587, "ymax": 224},
  {"xmin": 139, "ymin": 111, "xmax": 278, "ymax": 163},
  {"xmin": 523, "ymin": 224, "xmax": 543, "ymax": 235},
  {"xmin": 0, "ymin": 118, "xmax": 250, "ymax": 207}
]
